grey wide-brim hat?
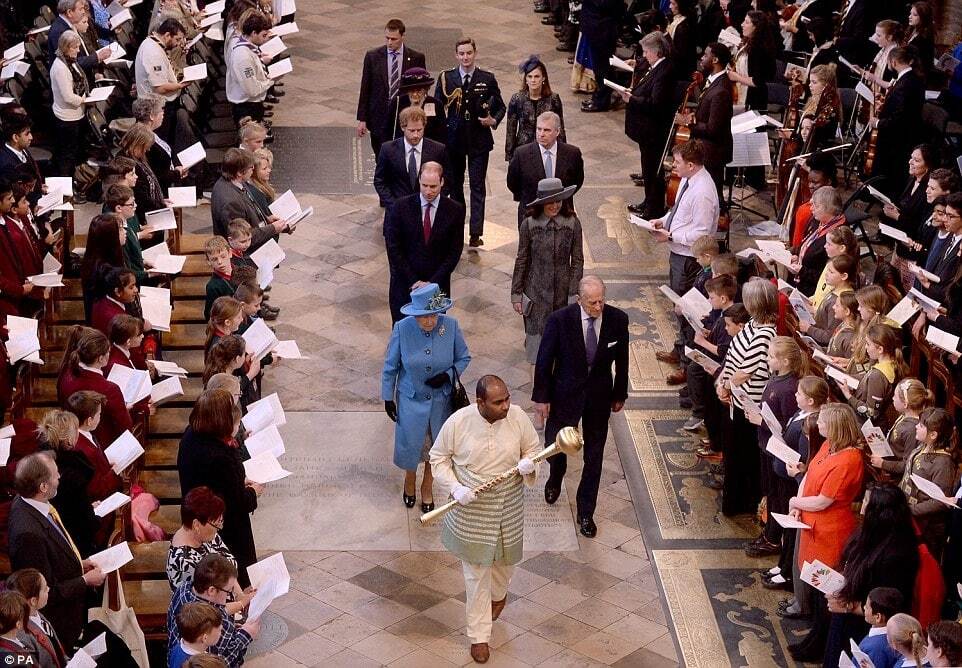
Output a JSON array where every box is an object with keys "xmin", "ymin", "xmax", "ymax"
[{"xmin": 527, "ymin": 177, "xmax": 577, "ymax": 208}]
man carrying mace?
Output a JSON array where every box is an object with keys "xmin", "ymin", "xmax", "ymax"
[{"xmin": 428, "ymin": 374, "xmax": 540, "ymax": 663}]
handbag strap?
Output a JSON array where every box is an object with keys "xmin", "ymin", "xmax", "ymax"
[{"xmin": 449, "ymin": 365, "xmax": 463, "ymax": 387}]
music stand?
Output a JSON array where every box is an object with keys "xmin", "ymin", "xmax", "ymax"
[{"xmin": 724, "ymin": 132, "xmax": 772, "ymax": 233}]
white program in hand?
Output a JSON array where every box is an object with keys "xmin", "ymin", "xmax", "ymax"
[{"xmin": 452, "ymin": 484, "xmax": 476, "ymax": 506}]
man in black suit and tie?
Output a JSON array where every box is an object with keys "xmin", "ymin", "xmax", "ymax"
[
  {"xmin": 374, "ymin": 106, "xmax": 447, "ymax": 210},
  {"xmin": 7, "ymin": 453, "xmax": 107, "ymax": 650},
  {"xmin": 622, "ymin": 32, "xmax": 675, "ymax": 218},
  {"xmin": 676, "ymin": 43, "xmax": 734, "ymax": 203},
  {"xmin": 917, "ymin": 193, "xmax": 962, "ymax": 303},
  {"xmin": 533, "ymin": 276, "xmax": 629, "ymax": 538},
  {"xmin": 0, "ymin": 117, "xmax": 43, "ymax": 193},
  {"xmin": 356, "ymin": 19, "xmax": 426, "ymax": 158},
  {"xmin": 874, "ymin": 47, "xmax": 926, "ymax": 196},
  {"xmin": 435, "ymin": 38, "xmax": 506, "ymax": 248},
  {"xmin": 506, "ymin": 111, "xmax": 584, "ymax": 224},
  {"xmin": 383, "ymin": 161, "xmax": 465, "ymax": 322}
]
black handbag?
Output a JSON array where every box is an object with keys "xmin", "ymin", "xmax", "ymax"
[{"xmin": 450, "ymin": 366, "xmax": 470, "ymax": 412}]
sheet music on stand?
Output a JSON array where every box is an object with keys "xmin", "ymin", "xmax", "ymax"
[{"xmin": 728, "ymin": 132, "xmax": 771, "ymax": 168}]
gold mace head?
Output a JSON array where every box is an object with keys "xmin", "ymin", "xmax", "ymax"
[{"xmin": 555, "ymin": 426, "xmax": 584, "ymax": 456}]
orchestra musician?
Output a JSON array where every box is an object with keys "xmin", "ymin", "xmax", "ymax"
[
  {"xmin": 792, "ymin": 64, "xmax": 843, "ymax": 150},
  {"xmin": 622, "ymin": 32, "xmax": 675, "ymax": 218},
  {"xmin": 872, "ymin": 46, "xmax": 925, "ymax": 195},
  {"xmin": 676, "ymin": 42, "xmax": 733, "ymax": 203},
  {"xmin": 778, "ymin": 0, "xmax": 832, "ymax": 53},
  {"xmin": 849, "ymin": 20, "xmax": 902, "ymax": 94},
  {"xmin": 728, "ymin": 11, "xmax": 778, "ymax": 113}
]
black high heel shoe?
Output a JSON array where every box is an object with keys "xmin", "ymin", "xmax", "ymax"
[
  {"xmin": 421, "ymin": 501, "xmax": 435, "ymax": 513},
  {"xmin": 403, "ymin": 492, "xmax": 416, "ymax": 508}
]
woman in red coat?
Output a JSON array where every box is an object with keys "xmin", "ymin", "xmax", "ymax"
[{"xmin": 56, "ymin": 326, "xmax": 132, "ymax": 446}]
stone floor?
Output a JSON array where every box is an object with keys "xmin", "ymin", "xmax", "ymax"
[{"xmin": 176, "ymin": 0, "xmax": 722, "ymax": 664}]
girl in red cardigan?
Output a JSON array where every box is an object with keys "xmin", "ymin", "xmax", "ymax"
[{"xmin": 56, "ymin": 326, "xmax": 132, "ymax": 446}]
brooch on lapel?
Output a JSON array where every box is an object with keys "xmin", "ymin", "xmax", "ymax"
[{"xmin": 438, "ymin": 324, "xmax": 446, "ymax": 337}]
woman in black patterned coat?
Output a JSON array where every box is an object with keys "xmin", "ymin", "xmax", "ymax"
[{"xmin": 505, "ymin": 57, "xmax": 566, "ymax": 161}]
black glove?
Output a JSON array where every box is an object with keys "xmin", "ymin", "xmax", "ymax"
[
  {"xmin": 425, "ymin": 372, "xmax": 450, "ymax": 388},
  {"xmin": 384, "ymin": 400, "xmax": 398, "ymax": 422}
]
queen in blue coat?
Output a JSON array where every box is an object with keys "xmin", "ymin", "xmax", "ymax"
[{"xmin": 381, "ymin": 283, "xmax": 471, "ymax": 513}]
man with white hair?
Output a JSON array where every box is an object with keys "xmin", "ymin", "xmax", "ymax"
[{"xmin": 506, "ymin": 111, "xmax": 584, "ymax": 224}]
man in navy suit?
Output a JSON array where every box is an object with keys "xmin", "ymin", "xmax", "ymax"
[
  {"xmin": 533, "ymin": 276, "xmax": 629, "ymax": 537},
  {"xmin": 506, "ymin": 111, "xmax": 584, "ymax": 225},
  {"xmin": 374, "ymin": 106, "xmax": 447, "ymax": 210},
  {"xmin": 48, "ymin": 0, "xmax": 110, "ymax": 72},
  {"xmin": 0, "ymin": 116, "xmax": 42, "ymax": 191},
  {"xmin": 7, "ymin": 453, "xmax": 107, "ymax": 649},
  {"xmin": 356, "ymin": 19, "xmax": 426, "ymax": 158},
  {"xmin": 383, "ymin": 161, "xmax": 465, "ymax": 322}
]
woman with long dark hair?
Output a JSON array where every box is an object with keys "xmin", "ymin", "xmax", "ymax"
[
  {"xmin": 505, "ymin": 57, "xmax": 565, "ymax": 161},
  {"xmin": 728, "ymin": 10, "xmax": 777, "ymax": 111},
  {"xmin": 790, "ymin": 484, "xmax": 919, "ymax": 665},
  {"xmin": 666, "ymin": 0, "xmax": 698, "ymax": 81},
  {"xmin": 905, "ymin": 2, "xmax": 934, "ymax": 83},
  {"xmin": 79, "ymin": 213, "xmax": 126, "ymax": 321}
]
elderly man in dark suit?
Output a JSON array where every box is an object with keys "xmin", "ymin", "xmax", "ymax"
[
  {"xmin": 383, "ymin": 161, "xmax": 465, "ymax": 322},
  {"xmin": 533, "ymin": 276, "xmax": 629, "ymax": 538},
  {"xmin": 48, "ymin": 0, "xmax": 110, "ymax": 71},
  {"xmin": 374, "ymin": 106, "xmax": 447, "ymax": 210},
  {"xmin": 676, "ymin": 42, "xmax": 734, "ymax": 202},
  {"xmin": 506, "ymin": 111, "xmax": 584, "ymax": 225},
  {"xmin": 435, "ymin": 38, "xmax": 506, "ymax": 248},
  {"xmin": 8, "ymin": 453, "xmax": 107, "ymax": 649},
  {"xmin": 356, "ymin": 18, "xmax": 426, "ymax": 158},
  {"xmin": 622, "ymin": 32, "xmax": 675, "ymax": 218}
]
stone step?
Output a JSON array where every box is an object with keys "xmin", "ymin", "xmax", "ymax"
[
  {"xmin": 143, "ymin": 439, "xmax": 179, "ymax": 468},
  {"xmin": 30, "ymin": 375, "xmax": 203, "ymax": 407},
  {"xmin": 45, "ymin": 323, "xmax": 206, "ymax": 350},
  {"xmin": 39, "ymin": 348, "xmax": 206, "ymax": 377},
  {"xmin": 149, "ymin": 407, "xmax": 192, "ymax": 437},
  {"xmin": 50, "ymin": 297, "xmax": 206, "ymax": 324},
  {"xmin": 138, "ymin": 469, "xmax": 180, "ymax": 502},
  {"xmin": 123, "ymin": 541, "xmax": 170, "ymax": 580}
]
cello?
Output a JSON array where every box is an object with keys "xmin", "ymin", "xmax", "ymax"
[
  {"xmin": 661, "ymin": 72, "xmax": 704, "ymax": 206},
  {"xmin": 862, "ymin": 89, "xmax": 886, "ymax": 176},
  {"xmin": 775, "ymin": 72, "xmax": 807, "ymax": 209}
]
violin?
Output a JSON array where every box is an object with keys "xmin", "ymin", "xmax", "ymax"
[{"xmin": 662, "ymin": 72, "xmax": 704, "ymax": 206}]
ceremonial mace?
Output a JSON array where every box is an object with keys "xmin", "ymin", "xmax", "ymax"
[{"xmin": 419, "ymin": 426, "xmax": 584, "ymax": 524}]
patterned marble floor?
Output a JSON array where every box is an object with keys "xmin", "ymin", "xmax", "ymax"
[{"xmin": 173, "ymin": 0, "xmax": 745, "ymax": 664}]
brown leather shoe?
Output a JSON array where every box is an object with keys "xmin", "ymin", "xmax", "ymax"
[
  {"xmin": 471, "ymin": 642, "xmax": 490, "ymax": 663},
  {"xmin": 491, "ymin": 597, "xmax": 506, "ymax": 620},
  {"xmin": 656, "ymin": 350, "xmax": 680, "ymax": 365},
  {"xmin": 666, "ymin": 369, "xmax": 687, "ymax": 385}
]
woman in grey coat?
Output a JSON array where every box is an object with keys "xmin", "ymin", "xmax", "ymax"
[{"xmin": 511, "ymin": 178, "xmax": 584, "ymax": 370}]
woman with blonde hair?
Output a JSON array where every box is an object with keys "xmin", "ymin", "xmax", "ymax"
[
  {"xmin": 800, "ymin": 63, "xmax": 843, "ymax": 149},
  {"xmin": 36, "ymin": 410, "xmax": 102, "ymax": 555},
  {"xmin": 847, "ymin": 286, "xmax": 899, "ymax": 375},
  {"xmin": 784, "ymin": 403, "xmax": 865, "ymax": 652},
  {"xmin": 50, "ymin": 30, "xmax": 89, "ymax": 178},
  {"xmin": 888, "ymin": 614, "xmax": 926, "ymax": 668},
  {"xmin": 715, "ymin": 279, "xmax": 778, "ymax": 516},
  {"xmin": 119, "ymin": 124, "xmax": 167, "ymax": 222}
]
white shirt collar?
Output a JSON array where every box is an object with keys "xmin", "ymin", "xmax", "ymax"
[
  {"xmin": 406, "ymin": 138, "xmax": 423, "ymax": 153},
  {"xmin": 78, "ymin": 362, "xmax": 104, "ymax": 376},
  {"xmin": 78, "ymin": 429, "xmax": 94, "ymax": 443},
  {"xmin": 580, "ymin": 305, "xmax": 598, "ymax": 322},
  {"xmin": 113, "ymin": 343, "xmax": 131, "ymax": 360},
  {"xmin": 542, "ymin": 142, "xmax": 556, "ymax": 155},
  {"xmin": 107, "ymin": 296, "xmax": 125, "ymax": 309},
  {"xmin": 5, "ymin": 143, "xmax": 26, "ymax": 161},
  {"xmin": 28, "ymin": 614, "xmax": 43, "ymax": 630},
  {"xmin": 896, "ymin": 66, "xmax": 911, "ymax": 81},
  {"xmin": 179, "ymin": 640, "xmax": 201, "ymax": 656},
  {"xmin": 867, "ymin": 626, "xmax": 887, "ymax": 637},
  {"xmin": 22, "ymin": 496, "xmax": 50, "ymax": 518},
  {"xmin": 707, "ymin": 70, "xmax": 725, "ymax": 85},
  {"xmin": 459, "ymin": 66, "xmax": 476, "ymax": 79},
  {"xmin": 650, "ymin": 57, "xmax": 665, "ymax": 70},
  {"xmin": 2, "ymin": 636, "xmax": 23, "ymax": 648},
  {"xmin": 419, "ymin": 194, "xmax": 437, "ymax": 209}
]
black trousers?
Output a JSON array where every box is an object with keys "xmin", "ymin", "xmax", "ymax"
[
  {"xmin": 761, "ymin": 454, "xmax": 796, "ymax": 544},
  {"xmin": 638, "ymin": 145, "xmax": 665, "ymax": 215},
  {"xmin": 232, "ymin": 100, "xmax": 265, "ymax": 126},
  {"xmin": 369, "ymin": 130, "xmax": 388, "ymax": 161},
  {"xmin": 668, "ymin": 252, "xmax": 701, "ymax": 360},
  {"xmin": 53, "ymin": 117, "xmax": 81, "ymax": 178},
  {"xmin": 160, "ymin": 99, "xmax": 180, "ymax": 146},
  {"xmin": 447, "ymin": 149, "xmax": 489, "ymax": 237},
  {"xmin": 545, "ymin": 400, "xmax": 612, "ymax": 520},
  {"xmin": 722, "ymin": 409, "xmax": 761, "ymax": 516}
]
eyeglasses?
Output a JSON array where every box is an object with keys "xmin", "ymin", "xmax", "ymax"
[
  {"xmin": 213, "ymin": 585, "xmax": 232, "ymax": 595},
  {"xmin": 208, "ymin": 518, "xmax": 224, "ymax": 529}
]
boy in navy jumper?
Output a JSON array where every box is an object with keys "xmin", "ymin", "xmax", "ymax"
[{"xmin": 859, "ymin": 587, "xmax": 904, "ymax": 668}]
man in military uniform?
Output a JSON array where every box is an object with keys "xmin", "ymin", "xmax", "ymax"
[{"xmin": 434, "ymin": 38, "xmax": 505, "ymax": 248}]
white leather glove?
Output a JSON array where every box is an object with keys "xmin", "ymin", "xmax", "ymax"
[
  {"xmin": 517, "ymin": 457, "xmax": 536, "ymax": 476},
  {"xmin": 452, "ymin": 484, "xmax": 476, "ymax": 506}
]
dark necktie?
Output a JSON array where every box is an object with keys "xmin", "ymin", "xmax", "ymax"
[
  {"xmin": 408, "ymin": 147, "xmax": 418, "ymax": 189},
  {"xmin": 389, "ymin": 50, "xmax": 400, "ymax": 98},
  {"xmin": 422, "ymin": 201, "xmax": 432, "ymax": 243},
  {"xmin": 463, "ymin": 72, "xmax": 471, "ymax": 89},
  {"xmin": 585, "ymin": 316, "xmax": 598, "ymax": 366},
  {"xmin": 665, "ymin": 179, "xmax": 690, "ymax": 232}
]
